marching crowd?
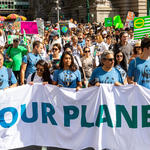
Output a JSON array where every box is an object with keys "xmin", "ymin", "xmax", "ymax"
[
  {"xmin": 0, "ymin": 21, "xmax": 150, "ymax": 150},
  {"xmin": 0, "ymin": 22, "xmax": 150, "ymax": 92}
]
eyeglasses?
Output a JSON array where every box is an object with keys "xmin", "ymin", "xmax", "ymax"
[
  {"xmin": 14, "ymin": 40, "xmax": 19, "ymax": 43},
  {"xmin": 52, "ymin": 48, "xmax": 59, "ymax": 51},
  {"xmin": 116, "ymin": 55, "xmax": 123, "ymax": 58},
  {"xmin": 78, "ymin": 38, "xmax": 83, "ymax": 40},
  {"xmin": 36, "ymin": 68, "xmax": 44, "ymax": 72},
  {"xmin": 104, "ymin": 58, "xmax": 114, "ymax": 62},
  {"xmin": 84, "ymin": 51, "xmax": 90, "ymax": 53},
  {"xmin": 135, "ymin": 46, "xmax": 141, "ymax": 49}
]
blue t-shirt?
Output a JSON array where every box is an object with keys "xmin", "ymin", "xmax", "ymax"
[
  {"xmin": 78, "ymin": 39, "xmax": 85, "ymax": 48},
  {"xmin": 53, "ymin": 69, "xmax": 81, "ymax": 88},
  {"xmin": 0, "ymin": 66, "xmax": 17, "ymax": 89},
  {"xmin": 128, "ymin": 57, "xmax": 150, "ymax": 89},
  {"xmin": 89, "ymin": 66, "xmax": 123, "ymax": 85},
  {"xmin": 22, "ymin": 53, "xmax": 42, "ymax": 79},
  {"xmin": 115, "ymin": 65, "xmax": 127, "ymax": 82}
]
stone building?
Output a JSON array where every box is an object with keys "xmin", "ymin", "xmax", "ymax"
[
  {"xmin": 61, "ymin": 0, "xmax": 148, "ymax": 23},
  {"xmin": 0, "ymin": 0, "xmax": 149, "ymax": 23}
]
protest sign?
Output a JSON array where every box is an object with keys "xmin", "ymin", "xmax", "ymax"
[
  {"xmin": 7, "ymin": 35, "xmax": 19, "ymax": 44},
  {"xmin": 0, "ymin": 84, "xmax": 150, "ymax": 150},
  {"xmin": 36, "ymin": 18, "xmax": 44, "ymax": 36},
  {"xmin": 21, "ymin": 21, "xmax": 38, "ymax": 34},
  {"xmin": 134, "ymin": 16, "xmax": 150, "ymax": 40},
  {"xmin": 125, "ymin": 11, "xmax": 135, "ymax": 28},
  {"xmin": 113, "ymin": 15, "xmax": 124, "ymax": 28},
  {"xmin": 59, "ymin": 22, "xmax": 69, "ymax": 35},
  {"xmin": 105, "ymin": 17, "xmax": 113, "ymax": 27}
]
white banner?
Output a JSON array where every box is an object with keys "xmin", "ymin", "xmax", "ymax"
[{"xmin": 0, "ymin": 84, "xmax": 150, "ymax": 150}]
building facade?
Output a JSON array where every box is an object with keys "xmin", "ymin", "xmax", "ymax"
[
  {"xmin": 61, "ymin": 0, "xmax": 147, "ymax": 23},
  {"xmin": 0, "ymin": 0, "xmax": 148, "ymax": 23},
  {"xmin": 0, "ymin": 0, "xmax": 29, "ymax": 16}
]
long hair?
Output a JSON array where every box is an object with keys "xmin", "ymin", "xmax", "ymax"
[
  {"xmin": 114, "ymin": 50, "xmax": 128, "ymax": 72},
  {"xmin": 36, "ymin": 60, "xmax": 52, "ymax": 84},
  {"xmin": 59, "ymin": 51, "xmax": 77, "ymax": 72}
]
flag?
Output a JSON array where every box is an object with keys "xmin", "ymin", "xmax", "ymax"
[
  {"xmin": 23, "ymin": 29, "xmax": 27, "ymax": 45},
  {"xmin": 105, "ymin": 17, "xmax": 113, "ymax": 27},
  {"xmin": 113, "ymin": 15, "xmax": 124, "ymax": 29},
  {"xmin": 134, "ymin": 16, "xmax": 150, "ymax": 40}
]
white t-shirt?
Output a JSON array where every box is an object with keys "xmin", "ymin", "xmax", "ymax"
[{"xmin": 27, "ymin": 72, "xmax": 43, "ymax": 83}]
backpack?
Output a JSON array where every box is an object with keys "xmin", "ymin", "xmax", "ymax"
[
  {"xmin": 7, "ymin": 68, "xmax": 12, "ymax": 86},
  {"xmin": 31, "ymin": 72, "xmax": 36, "ymax": 82}
]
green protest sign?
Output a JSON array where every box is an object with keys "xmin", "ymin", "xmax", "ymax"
[
  {"xmin": 113, "ymin": 15, "xmax": 124, "ymax": 29},
  {"xmin": 105, "ymin": 17, "xmax": 112, "ymax": 27},
  {"xmin": 7, "ymin": 35, "xmax": 19, "ymax": 44},
  {"xmin": 134, "ymin": 16, "xmax": 150, "ymax": 40}
]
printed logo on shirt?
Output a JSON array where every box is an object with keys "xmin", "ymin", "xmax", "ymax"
[{"xmin": 142, "ymin": 65, "xmax": 150, "ymax": 83}]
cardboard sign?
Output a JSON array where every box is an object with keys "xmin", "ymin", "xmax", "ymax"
[
  {"xmin": 21, "ymin": 21, "xmax": 38, "ymax": 34},
  {"xmin": 59, "ymin": 22, "xmax": 69, "ymax": 35},
  {"xmin": 125, "ymin": 11, "xmax": 135, "ymax": 28},
  {"xmin": 36, "ymin": 18, "xmax": 44, "ymax": 36},
  {"xmin": 7, "ymin": 35, "xmax": 19, "ymax": 44}
]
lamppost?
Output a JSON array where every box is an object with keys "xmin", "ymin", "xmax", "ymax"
[
  {"xmin": 86, "ymin": 0, "xmax": 90, "ymax": 22},
  {"xmin": 55, "ymin": 0, "xmax": 61, "ymax": 23}
]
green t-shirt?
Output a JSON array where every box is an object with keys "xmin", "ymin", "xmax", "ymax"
[{"xmin": 6, "ymin": 46, "xmax": 28, "ymax": 71}]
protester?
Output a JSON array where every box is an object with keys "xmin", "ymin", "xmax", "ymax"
[
  {"xmin": 20, "ymin": 41, "xmax": 43, "ymax": 85},
  {"xmin": 71, "ymin": 35, "xmax": 83, "ymax": 58},
  {"xmin": 0, "ymin": 29, "xmax": 6, "ymax": 47},
  {"xmin": 85, "ymin": 36, "xmax": 95, "ymax": 56},
  {"xmin": 81, "ymin": 47, "xmax": 96, "ymax": 87},
  {"xmin": 49, "ymin": 43, "xmax": 61, "ymax": 74},
  {"xmin": 77, "ymin": 32, "xmax": 85, "ymax": 48},
  {"xmin": 113, "ymin": 31, "xmax": 133, "ymax": 63},
  {"xmin": 114, "ymin": 50, "xmax": 128, "ymax": 84},
  {"xmin": 27, "ymin": 59, "xmax": 52, "ymax": 84},
  {"xmin": 52, "ymin": 51, "xmax": 82, "ymax": 91},
  {"xmin": 5, "ymin": 38, "xmax": 28, "ymax": 84},
  {"xmin": 127, "ymin": 38, "xmax": 150, "ymax": 89},
  {"xmin": 88, "ymin": 50, "xmax": 123, "ymax": 87},
  {"xmin": 64, "ymin": 43, "xmax": 84, "ymax": 80},
  {"xmin": 128, "ymin": 40, "xmax": 142, "ymax": 64},
  {"xmin": 104, "ymin": 34, "xmax": 114, "ymax": 51},
  {"xmin": 49, "ymin": 30, "xmax": 62, "ymax": 51},
  {"xmin": 0, "ymin": 52, "xmax": 17, "ymax": 90}
]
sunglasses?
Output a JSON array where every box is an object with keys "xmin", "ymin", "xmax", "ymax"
[
  {"xmin": 116, "ymin": 55, "xmax": 123, "ymax": 58},
  {"xmin": 78, "ymin": 38, "xmax": 83, "ymax": 40},
  {"xmin": 135, "ymin": 46, "xmax": 141, "ymax": 48},
  {"xmin": 36, "ymin": 68, "xmax": 44, "ymax": 72},
  {"xmin": 104, "ymin": 58, "xmax": 114, "ymax": 62},
  {"xmin": 84, "ymin": 51, "xmax": 90, "ymax": 53},
  {"xmin": 14, "ymin": 40, "xmax": 19, "ymax": 43},
  {"xmin": 52, "ymin": 48, "xmax": 59, "ymax": 51}
]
